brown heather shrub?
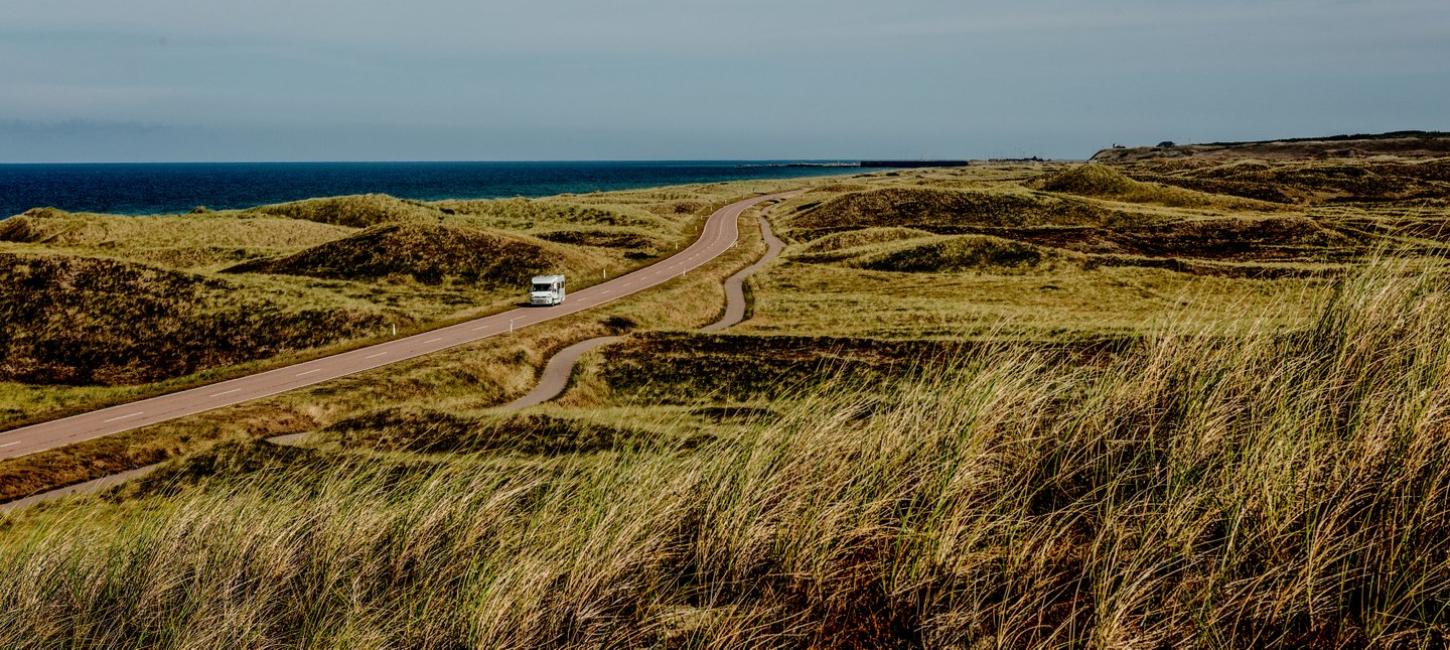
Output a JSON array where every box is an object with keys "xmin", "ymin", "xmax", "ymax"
[
  {"xmin": 787, "ymin": 186, "xmax": 1113, "ymax": 231},
  {"xmin": 0, "ymin": 253, "xmax": 388, "ymax": 385},
  {"xmin": 224, "ymin": 222, "xmax": 602, "ymax": 286}
]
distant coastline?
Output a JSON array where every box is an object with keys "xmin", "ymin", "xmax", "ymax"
[
  {"xmin": 741, "ymin": 160, "xmax": 974, "ymax": 169},
  {"xmin": 0, "ymin": 160, "xmax": 871, "ymax": 218}
]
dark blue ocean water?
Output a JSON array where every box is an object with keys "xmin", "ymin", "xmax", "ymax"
[{"xmin": 0, "ymin": 161, "xmax": 863, "ymax": 218}]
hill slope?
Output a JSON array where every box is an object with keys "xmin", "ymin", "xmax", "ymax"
[
  {"xmin": 225, "ymin": 223, "xmax": 603, "ymax": 285},
  {"xmin": 0, "ymin": 253, "xmax": 386, "ymax": 385},
  {"xmin": 1092, "ymin": 131, "xmax": 1450, "ymax": 163},
  {"xmin": 248, "ymin": 194, "xmax": 441, "ymax": 227},
  {"xmin": 787, "ymin": 187, "xmax": 1114, "ymax": 234},
  {"xmin": 1032, "ymin": 164, "xmax": 1280, "ymax": 210},
  {"xmin": 0, "ymin": 208, "xmax": 353, "ymax": 269}
]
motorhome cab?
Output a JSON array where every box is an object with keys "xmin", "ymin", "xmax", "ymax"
[{"xmin": 529, "ymin": 275, "xmax": 566, "ymax": 306}]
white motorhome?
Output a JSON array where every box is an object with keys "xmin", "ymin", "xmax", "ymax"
[{"xmin": 529, "ymin": 275, "xmax": 566, "ymax": 306}]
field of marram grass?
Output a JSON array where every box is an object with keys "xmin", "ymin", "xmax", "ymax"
[
  {"xmin": 3, "ymin": 260, "xmax": 1450, "ymax": 647},
  {"xmin": 5, "ymin": 156, "xmax": 1432, "ymax": 430},
  {"xmin": 0, "ymin": 178, "xmax": 801, "ymax": 430},
  {"xmin": 6, "ymin": 150, "xmax": 1450, "ymax": 646},
  {"xmin": 0, "ymin": 205, "xmax": 773, "ymax": 503},
  {"xmin": 740, "ymin": 258, "xmax": 1319, "ymax": 339}
]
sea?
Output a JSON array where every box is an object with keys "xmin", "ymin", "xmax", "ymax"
[{"xmin": 0, "ymin": 161, "xmax": 863, "ymax": 218}]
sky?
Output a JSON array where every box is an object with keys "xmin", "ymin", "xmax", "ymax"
[{"xmin": 1, "ymin": 0, "xmax": 1447, "ymax": 162}]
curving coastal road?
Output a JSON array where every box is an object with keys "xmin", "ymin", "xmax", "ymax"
[
  {"xmin": 500, "ymin": 209, "xmax": 787, "ymax": 410},
  {"xmin": 0, "ymin": 192, "xmax": 796, "ymax": 462},
  {"xmin": 703, "ymin": 211, "xmax": 786, "ymax": 332}
]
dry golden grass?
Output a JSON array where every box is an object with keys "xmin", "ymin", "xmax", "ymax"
[
  {"xmin": 0, "ymin": 180, "xmax": 803, "ymax": 428},
  {"xmin": 7, "ymin": 156, "xmax": 1450, "ymax": 647},
  {"xmin": 3, "ymin": 259, "xmax": 1450, "ymax": 647},
  {"xmin": 248, "ymin": 193, "xmax": 442, "ymax": 227},
  {"xmin": 1031, "ymin": 163, "xmax": 1282, "ymax": 211},
  {"xmin": 0, "ymin": 204, "xmax": 774, "ymax": 502},
  {"xmin": 0, "ymin": 209, "xmax": 352, "ymax": 270},
  {"xmin": 224, "ymin": 221, "xmax": 608, "ymax": 285}
]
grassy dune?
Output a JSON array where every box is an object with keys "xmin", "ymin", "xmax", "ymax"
[
  {"xmin": 3, "ymin": 261, "xmax": 1449, "ymax": 646},
  {"xmin": 795, "ymin": 233, "xmax": 1070, "ymax": 273},
  {"xmin": 0, "ymin": 180, "xmax": 789, "ymax": 429},
  {"xmin": 1111, "ymin": 156, "xmax": 1450, "ymax": 205},
  {"xmin": 787, "ymin": 186, "xmax": 1121, "ymax": 233},
  {"xmin": 0, "ymin": 252, "xmax": 389, "ymax": 385},
  {"xmin": 224, "ymin": 222, "xmax": 607, "ymax": 285},
  {"xmin": 0, "ymin": 202, "xmax": 775, "ymax": 502},
  {"xmin": 249, "ymin": 193, "xmax": 442, "ymax": 227},
  {"xmin": 7, "ymin": 147, "xmax": 1450, "ymax": 646},
  {"xmin": 1031, "ymin": 163, "xmax": 1282, "ymax": 211}
]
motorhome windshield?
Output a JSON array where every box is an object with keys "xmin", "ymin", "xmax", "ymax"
[{"xmin": 532, "ymin": 283, "xmax": 553, "ymax": 292}]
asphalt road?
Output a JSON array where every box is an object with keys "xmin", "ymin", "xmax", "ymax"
[
  {"xmin": 501, "ymin": 336, "xmax": 625, "ymax": 410},
  {"xmin": 501, "ymin": 208, "xmax": 787, "ymax": 411},
  {"xmin": 0, "ymin": 192, "xmax": 795, "ymax": 461},
  {"xmin": 703, "ymin": 212, "xmax": 786, "ymax": 331}
]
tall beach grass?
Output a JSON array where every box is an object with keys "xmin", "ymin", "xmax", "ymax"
[{"xmin": 3, "ymin": 257, "xmax": 1450, "ymax": 647}]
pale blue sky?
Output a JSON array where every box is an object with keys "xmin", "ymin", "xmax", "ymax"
[{"xmin": 2, "ymin": 0, "xmax": 1447, "ymax": 161}]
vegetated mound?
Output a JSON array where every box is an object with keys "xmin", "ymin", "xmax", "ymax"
[
  {"xmin": 0, "ymin": 210, "xmax": 353, "ymax": 268},
  {"xmin": 808, "ymin": 182, "xmax": 872, "ymax": 194},
  {"xmin": 1091, "ymin": 131, "xmax": 1450, "ymax": 163},
  {"xmin": 642, "ymin": 199, "xmax": 710, "ymax": 217},
  {"xmin": 226, "ymin": 222, "xmax": 600, "ymax": 285},
  {"xmin": 1116, "ymin": 169, "xmax": 1302, "ymax": 204},
  {"xmin": 599, "ymin": 333, "xmax": 1125, "ymax": 404},
  {"xmin": 320, "ymin": 408, "xmax": 680, "ymax": 455},
  {"xmin": 249, "ymin": 194, "xmax": 439, "ymax": 227},
  {"xmin": 0, "ymin": 216, "xmax": 43, "ymax": 242},
  {"xmin": 532, "ymin": 228, "xmax": 663, "ymax": 252},
  {"xmin": 995, "ymin": 216, "xmax": 1369, "ymax": 262},
  {"xmin": 7, "ymin": 206, "xmax": 72, "ymax": 220},
  {"xmin": 1037, "ymin": 164, "xmax": 1141, "ymax": 195},
  {"xmin": 787, "ymin": 187, "xmax": 1111, "ymax": 235},
  {"xmin": 1120, "ymin": 157, "xmax": 1450, "ymax": 205},
  {"xmin": 837, "ymin": 235, "xmax": 1073, "ymax": 274},
  {"xmin": 793, "ymin": 227, "xmax": 937, "ymax": 255},
  {"xmin": 1, "ymin": 208, "xmax": 123, "ymax": 243},
  {"xmin": 1229, "ymin": 162, "xmax": 1450, "ymax": 203},
  {"xmin": 0, "ymin": 253, "xmax": 388, "ymax": 385},
  {"xmin": 1032, "ymin": 164, "xmax": 1279, "ymax": 210},
  {"xmin": 1331, "ymin": 208, "xmax": 1450, "ymax": 243},
  {"xmin": 1119, "ymin": 216, "xmax": 1367, "ymax": 259},
  {"xmin": 434, "ymin": 198, "xmax": 669, "ymax": 230}
]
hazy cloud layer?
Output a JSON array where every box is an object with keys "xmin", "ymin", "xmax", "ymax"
[{"xmin": 2, "ymin": 0, "xmax": 1447, "ymax": 161}]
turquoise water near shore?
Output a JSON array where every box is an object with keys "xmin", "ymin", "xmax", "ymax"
[{"xmin": 0, "ymin": 161, "xmax": 862, "ymax": 218}]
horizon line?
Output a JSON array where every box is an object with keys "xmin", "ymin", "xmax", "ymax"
[{"xmin": 0, "ymin": 158, "xmax": 1005, "ymax": 165}]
